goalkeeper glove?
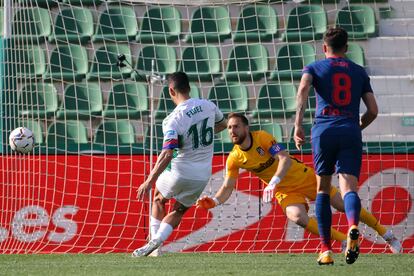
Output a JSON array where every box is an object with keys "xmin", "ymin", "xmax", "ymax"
[
  {"xmin": 263, "ymin": 176, "xmax": 281, "ymax": 203},
  {"xmin": 196, "ymin": 196, "xmax": 220, "ymax": 209}
]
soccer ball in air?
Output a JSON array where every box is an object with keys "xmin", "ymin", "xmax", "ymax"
[{"xmin": 9, "ymin": 127, "xmax": 34, "ymax": 154}]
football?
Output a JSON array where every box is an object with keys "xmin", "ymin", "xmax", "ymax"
[{"xmin": 9, "ymin": 127, "xmax": 34, "ymax": 154}]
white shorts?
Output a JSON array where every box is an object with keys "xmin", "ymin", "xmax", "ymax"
[{"xmin": 156, "ymin": 171, "xmax": 209, "ymax": 207}]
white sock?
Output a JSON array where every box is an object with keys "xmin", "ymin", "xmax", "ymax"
[
  {"xmin": 150, "ymin": 216, "xmax": 162, "ymax": 239},
  {"xmin": 153, "ymin": 222, "xmax": 173, "ymax": 242}
]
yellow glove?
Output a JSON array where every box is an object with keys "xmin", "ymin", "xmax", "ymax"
[{"xmin": 196, "ymin": 196, "xmax": 219, "ymax": 209}]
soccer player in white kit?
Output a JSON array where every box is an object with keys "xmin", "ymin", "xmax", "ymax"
[{"xmin": 132, "ymin": 72, "xmax": 227, "ymax": 257}]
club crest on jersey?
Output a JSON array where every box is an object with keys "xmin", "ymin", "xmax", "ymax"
[{"xmin": 256, "ymin": 147, "xmax": 265, "ymax": 156}]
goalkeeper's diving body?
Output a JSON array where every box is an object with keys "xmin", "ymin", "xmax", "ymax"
[
  {"xmin": 197, "ymin": 113, "xmax": 401, "ymax": 256},
  {"xmin": 132, "ymin": 72, "xmax": 227, "ymax": 257}
]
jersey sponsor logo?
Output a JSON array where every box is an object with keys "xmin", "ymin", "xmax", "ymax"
[
  {"xmin": 252, "ymin": 157, "xmax": 275, "ymax": 173},
  {"xmin": 256, "ymin": 147, "xmax": 265, "ymax": 156},
  {"xmin": 322, "ymin": 105, "xmax": 353, "ymax": 117}
]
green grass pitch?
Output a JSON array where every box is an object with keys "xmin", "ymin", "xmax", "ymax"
[{"xmin": 0, "ymin": 253, "xmax": 413, "ymax": 275}]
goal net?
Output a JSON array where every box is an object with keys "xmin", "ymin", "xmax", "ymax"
[{"xmin": 0, "ymin": 0, "xmax": 413, "ymax": 254}]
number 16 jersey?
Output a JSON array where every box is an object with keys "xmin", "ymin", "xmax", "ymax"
[
  {"xmin": 303, "ymin": 57, "xmax": 373, "ymax": 138},
  {"xmin": 161, "ymin": 98, "xmax": 224, "ymax": 181}
]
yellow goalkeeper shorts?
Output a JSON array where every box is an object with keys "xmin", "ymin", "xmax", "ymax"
[{"xmin": 274, "ymin": 172, "xmax": 338, "ymax": 212}]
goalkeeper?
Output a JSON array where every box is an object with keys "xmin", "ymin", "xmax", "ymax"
[{"xmin": 197, "ymin": 113, "xmax": 401, "ymax": 254}]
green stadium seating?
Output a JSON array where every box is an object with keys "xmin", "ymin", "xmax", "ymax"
[
  {"xmin": 207, "ymin": 83, "xmax": 248, "ymax": 114},
  {"xmin": 224, "ymin": 44, "xmax": 269, "ymax": 81},
  {"xmin": 270, "ymin": 44, "xmax": 316, "ymax": 81},
  {"xmin": 12, "ymin": 7, "xmax": 51, "ymax": 42},
  {"xmin": 154, "ymin": 83, "xmax": 200, "ymax": 120},
  {"xmin": 103, "ymin": 82, "xmax": 149, "ymax": 119},
  {"xmin": 20, "ymin": 119, "xmax": 44, "ymax": 145},
  {"xmin": 56, "ymin": 82, "xmax": 102, "ymax": 120},
  {"xmin": 43, "ymin": 44, "xmax": 88, "ymax": 81},
  {"xmin": 47, "ymin": 120, "xmax": 89, "ymax": 147},
  {"xmin": 215, "ymin": 128, "xmax": 232, "ymax": 144},
  {"xmin": 137, "ymin": 6, "xmax": 181, "ymax": 43},
  {"xmin": 18, "ymin": 83, "xmax": 59, "ymax": 119},
  {"xmin": 335, "ymin": 5, "xmax": 377, "ymax": 39},
  {"xmin": 63, "ymin": 0, "xmax": 102, "ymax": 5},
  {"xmin": 282, "ymin": 5, "xmax": 327, "ymax": 42},
  {"xmin": 250, "ymin": 120, "xmax": 283, "ymax": 142},
  {"xmin": 179, "ymin": 46, "xmax": 221, "ymax": 82},
  {"xmin": 92, "ymin": 6, "xmax": 138, "ymax": 42},
  {"xmin": 346, "ymin": 42, "xmax": 365, "ymax": 66},
  {"xmin": 87, "ymin": 44, "xmax": 133, "ymax": 80},
  {"xmin": 184, "ymin": 6, "xmax": 231, "ymax": 43},
  {"xmin": 0, "ymin": 8, "xmax": 3, "ymax": 37},
  {"xmin": 232, "ymin": 4, "xmax": 278, "ymax": 42},
  {"xmin": 49, "ymin": 7, "xmax": 93, "ymax": 44},
  {"xmin": 252, "ymin": 83, "xmax": 297, "ymax": 119},
  {"xmin": 144, "ymin": 123, "xmax": 164, "ymax": 152},
  {"xmin": 13, "ymin": 46, "xmax": 46, "ymax": 78},
  {"xmin": 133, "ymin": 45, "xmax": 177, "ymax": 81},
  {"xmin": 94, "ymin": 120, "xmax": 136, "ymax": 145},
  {"xmin": 307, "ymin": 0, "xmax": 340, "ymax": 4}
]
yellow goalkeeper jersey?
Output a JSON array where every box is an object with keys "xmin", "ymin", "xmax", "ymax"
[{"xmin": 226, "ymin": 130, "xmax": 312, "ymax": 188}]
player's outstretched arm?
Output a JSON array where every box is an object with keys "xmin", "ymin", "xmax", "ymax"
[
  {"xmin": 196, "ymin": 177, "xmax": 237, "ymax": 209},
  {"xmin": 294, "ymin": 73, "xmax": 312, "ymax": 150},
  {"xmin": 214, "ymin": 118, "xmax": 228, "ymax": 134},
  {"xmin": 137, "ymin": 149, "xmax": 174, "ymax": 200},
  {"xmin": 360, "ymin": 92, "xmax": 378, "ymax": 130}
]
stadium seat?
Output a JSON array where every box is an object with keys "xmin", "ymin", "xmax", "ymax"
[
  {"xmin": 92, "ymin": 6, "xmax": 138, "ymax": 42},
  {"xmin": 49, "ymin": 7, "xmax": 94, "ymax": 44},
  {"xmin": 282, "ymin": 5, "xmax": 327, "ymax": 42},
  {"xmin": 207, "ymin": 83, "xmax": 248, "ymax": 114},
  {"xmin": 94, "ymin": 120, "xmax": 136, "ymax": 145},
  {"xmin": 250, "ymin": 120, "xmax": 283, "ymax": 142},
  {"xmin": 12, "ymin": 46, "xmax": 46, "ymax": 78},
  {"xmin": 18, "ymin": 0, "xmax": 60, "ymax": 7},
  {"xmin": 335, "ymin": 5, "xmax": 377, "ymax": 39},
  {"xmin": 87, "ymin": 44, "xmax": 133, "ymax": 80},
  {"xmin": 184, "ymin": 6, "xmax": 231, "ymax": 43},
  {"xmin": 0, "ymin": 8, "xmax": 3, "ymax": 37},
  {"xmin": 43, "ymin": 44, "xmax": 88, "ymax": 81},
  {"xmin": 19, "ymin": 119, "xmax": 44, "ymax": 145},
  {"xmin": 18, "ymin": 83, "xmax": 59, "ymax": 119},
  {"xmin": 270, "ymin": 44, "xmax": 316, "ymax": 81},
  {"xmin": 56, "ymin": 82, "xmax": 103, "ymax": 120},
  {"xmin": 12, "ymin": 7, "xmax": 51, "ymax": 42},
  {"xmin": 136, "ymin": 6, "xmax": 181, "ymax": 43},
  {"xmin": 223, "ymin": 44, "xmax": 269, "ymax": 81},
  {"xmin": 133, "ymin": 45, "xmax": 177, "ymax": 81},
  {"xmin": 144, "ymin": 123, "xmax": 164, "ymax": 152},
  {"xmin": 346, "ymin": 42, "xmax": 365, "ymax": 66},
  {"xmin": 232, "ymin": 4, "xmax": 278, "ymax": 42},
  {"xmin": 103, "ymin": 82, "xmax": 149, "ymax": 119},
  {"xmin": 154, "ymin": 83, "xmax": 201, "ymax": 120},
  {"xmin": 63, "ymin": 0, "xmax": 102, "ymax": 5},
  {"xmin": 252, "ymin": 83, "xmax": 297, "ymax": 119},
  {"xmin": 47, "ymin": 120, "xmax": 89, "ymax": 147},
  {"xmin": 179, "ymin": 45, "xmax": 221, "ymax": 82}
]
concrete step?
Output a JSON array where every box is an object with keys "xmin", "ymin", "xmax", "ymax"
[
  {"xmin": 366, "ymin": 56, "xmax": 414, "ymax": 75},
  {"xmin": 362, "ymin": 114, "xmax": 414, "ymax": 141},
  {"xmin": 388, "ymin": 0, "xmax": 414, "ymax": 18},
  {"xmin": 379, "ymin": 18, "xmax": 414, "ymax": 36},
  {"xmin": 370, "ymin": 75, "xmax": 414, "ymax": 95}
]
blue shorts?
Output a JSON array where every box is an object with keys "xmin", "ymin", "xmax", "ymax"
[{"xmin": 312, "ymin": 133, "xmax": 363, "ymax": 178}]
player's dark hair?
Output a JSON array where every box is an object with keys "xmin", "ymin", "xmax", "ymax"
[
  {"xmin": 228, "ymin": 113, "xmax": 249, "ymax": 126},
  {"xmin": 167, "ymin": 72, "xmax": 190, "ymax": 94},
  {"xmin": 324, "ymin": 27, "xmax": 348, "ymax": 52}
]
